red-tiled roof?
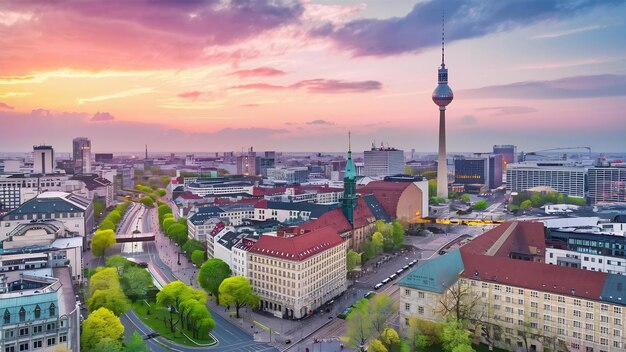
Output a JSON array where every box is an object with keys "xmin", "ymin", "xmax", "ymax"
[
  {"xmin": 297, "ymin": 208, "xmax": 352, "ymax": 234},
  {"xmin": 353, "ymin": 197, "xmax": 376, "ymax": 228},
  {"xmin": 460, "ymin": 252, "xmax": 607, "ymax": 301},
  {"xmin": 461, "ymin": 221, "xmax": 546, "ymax": 259},
  {"xmin": 213, "ymin": 197, "xmax": 260, "ymax": 205},
  {"xmin": 179, "ymin": 193, "xmax": 203, "ymax": 200},
  {"xmin": 358, "ymin": 181, "xmax": 411, "ymax": 218},
  {"xmin": 249, "ymin": 227, "xmax": 344, "ymax": 261}
]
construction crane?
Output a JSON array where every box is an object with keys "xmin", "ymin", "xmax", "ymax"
[{"xmin": 521, "ymin": 146, "xmax": 591, "ymax": 162}]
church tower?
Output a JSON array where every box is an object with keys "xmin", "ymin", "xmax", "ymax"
[{"xmin": 342, "ymin": 132, "xmax": 357, "ymax": 227}]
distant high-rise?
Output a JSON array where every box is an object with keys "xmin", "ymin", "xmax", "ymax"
[
  {"xmin": 72, "ymin": 137, "xmax": 91, "ymax": 174},
  {"xmin": 493, "ymin": 144, "xmax": 517, "ymax": 170},
  {"xmin": 33, "ymin": 145, "xmax": 54, "ymax": 174},
  {"xmin": 454, "ymin": 154, "xmax": 503, "ymax": 190},
  {"xmin": 364, "ymin": 144, "xmax": 405, "ymax": 177},
  {"xmin": 432, "ymin": 15, "xmax": 453, "ymax": 198},
  {"xmin": 236, "ymin": 147, "xmax": 257, "ymax": 176}
]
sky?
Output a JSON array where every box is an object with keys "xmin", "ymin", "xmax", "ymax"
[{"xmin": 1, "ymin": 0, "xmax": 626, "ymax": 154}]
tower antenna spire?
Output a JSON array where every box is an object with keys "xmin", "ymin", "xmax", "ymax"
[
  {"xmin": 348, "ymin": 131, "xmax": 351, "ymax": 152},
  {"xmin": 441, "ymin": 9, "xmax": 445, "ymax": 66}
]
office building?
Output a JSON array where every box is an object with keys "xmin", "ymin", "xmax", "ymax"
[
  {"xmin": 493, "ymin": 145, "xmax": 517, "ymax": 170},
  {"xmin": 454, "ymin": 154, "xmax": 503, "ymax": 190},
  {"xmin": 363, "ymin": 146, "xmax": 405, "ymax": 178},
  {"xmin": 266, "ymin": 167, "xmax": 309, "ymax": 185},
  {"xmin": 400, "ymin": 221, "xmax": 626, "ymax": 352},
  {"xmin": 257, "ymin": 151, "xmax": 276, "ymax": 178},
  {"xmin": 587, "ymin": 167, "xmax": 626, "ymax": 204},
  {"xmin": 0, "ymin": 174, "xmax": 72, "ymax": 213},
  {"xmin": 72, "ymin": 137, "xmax": 91, "ymax": 174},
  {"xmin": 94, "ymin": 153, "xmax": 113, "ymax": 163},
  {"xmin": 33, "ymin": 146, "xmax": 54, "ymax": 175},
  {"xmin": 506, "ymin": 162, "xmax": 586, "ymax": 198},
  {"xmin": 237, "ymin": 147, "xmax": 257, "ymax": 176}
]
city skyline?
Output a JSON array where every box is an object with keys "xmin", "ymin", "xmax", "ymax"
[{"xmin": 1, "ymin": 0, "xmax": 626, "ymax": 153}]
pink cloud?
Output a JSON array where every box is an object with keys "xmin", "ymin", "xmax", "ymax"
[
  {"xmin": 91, "ymin": 112, "xmax": 115, "ymax": 122},
  {"xmin": 231, "ymin": 78, "xmax": 382, "ymax": 94},
  {"xmin": 0, "ymin": 1, "xmax": 304, "ymax": 74},
  {"xmin": 228, "ymin": 67, "xmax": 286, "ymax": 78},
  {"xmin": 177, "ymin": 91, "xmax": 203, "ymax": 101},
  {"xmin": 0, "ymin": 102, "xmax": 14, "ymax": 110}
]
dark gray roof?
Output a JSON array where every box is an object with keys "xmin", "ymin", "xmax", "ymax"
[
  {"xmin": 188, "ymin": 206, "xmax": 224, "ymax": 225},
  {"xmin": 216, "ymin": 231, "xmax": 244, "ymax": 250},
  {"xmin": 265, "ymin": 201, "xmax": 337, "ymax": 218},
  {"xmin": 70, "ymin": 174, "xmax": 113, "ymax": 190},
  {"xmin": 2, "ymin": 194, "xmax": 89, "ymax": 220},
  {"xmin": 363, "ymin": 194, "xmax": 390, "ymax": 222}
]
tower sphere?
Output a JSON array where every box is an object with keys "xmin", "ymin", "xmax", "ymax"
[{"xmin": 432, "ymin": 83, "xmax": 454, "ymax": 107}]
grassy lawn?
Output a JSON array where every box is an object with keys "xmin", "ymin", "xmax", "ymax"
[{"xmin": 132, "ymin": 301, "xmax": 215, "ymax": 347}]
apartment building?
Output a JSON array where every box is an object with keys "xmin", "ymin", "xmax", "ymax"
[
  {"xmin": 248, "ymin": 227, "xmax": 347, "ymax": 319},
  {"xmin": 587, "ymin": 167, "xmax": 626, "ymax": 204},
  {"xmin": 400, "ymin": 222, "xmax": 626, "ymax": 352}
]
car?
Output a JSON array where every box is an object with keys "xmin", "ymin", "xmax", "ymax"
[
  {"xmin": 337, "ymin": 307, "xmax": 353, "ymax": 319},
  {"xmin": 374, "ymin": 283, "xmax": 383, "ymax": 290},
  {"xmin": 382, "ymin": 278, "xmax": 391, "ymax": 284},
  {"xmin": 364, "ymin": 291, "xmax": 376, "ymax": 299},
  {"xmin": 402, "ymin": 265, "xmax": 409, "ymax": 270},
  {"xmin": 390, "ymin": 274, "xmax": 398, "ymax": 280},
  {"xmin": 396, "ymin": 269, "xmax": 403, "ymax": 274}
]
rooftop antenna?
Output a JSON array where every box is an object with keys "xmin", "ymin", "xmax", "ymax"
[
  {"xmin": 348, "ymin": 131, "xmax": 352, "ymax": 152},
  {"xmin": 441, "ymin": 9, "xmax": 445, "ymax": 67}
]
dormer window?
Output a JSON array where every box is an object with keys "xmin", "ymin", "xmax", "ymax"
[
  {"xmin": 34, "ymin": 305, "xmax": 41, "ymax": 319},
  {"xmin": 19, "ymin": 307, "xmax": 26, "ymax": 322},
  {"xmin": 49, "ymin": 303, "xmax": 56, "ymax": 317},
  {"xmin": 3, "ymin": 309, "xmax": 10, "ymax": 324}
]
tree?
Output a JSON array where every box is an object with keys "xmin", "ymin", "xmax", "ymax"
[
  {"xmin": 125, "ymin": 331, "xmax": 148, "ymax": 352},
  {"xmin": 380, "ymin": 328, "xmax": 400, "ymax": 350},
  {"xmin": 428, "ymin": 179, "xmax": 437, "ymax": 197},
  {"xmin": 191, "ymin": 250, "xmax": 205, "ymax": 267},
  {"xmin": 198, "ymin": 258, "xmax": 232, "ymax": 304},
  {"xmin": 156, "ymin": 281, "xmax": 188, "ymax": 332},
  {"xmin": 441, "ymin": 319, "xmax": 473, "ymax": 352},
  {"xmin": 91, "ymin": 337, "xmax": 123, "ymax": 352},
  {"xmin": 460, "ymin": 194, "xmax": 471, "ymax": 204},
  {"xmin": 89, "ymin": 267, "xmax": 121, "ymax": 296},
  {"xmin": 92, "ymin": 229, "xmax": 116, "ymax": 258},
  {"xmin": 219, "ymin": 276, "xmax": 259, "ymax": 319},
  {"xmin": 106, "ymin": 255, "xmax": 131, "ymax": 272},
  {"xmin": 347, "ymin": 249, "xmax": 361, "ymax": 272},
  {"xmin": 372, "ymin": 232, "xmax": 384, "ymax": 254},
  {"xmin": 81, "ymin": 307, "xmax": 124, "ymax": 351},
  {"xmin": 391, "ymin": 221, "xmax": 405, "ymax": 248},
  {"xmin": 362, "ymin": 238, "xmax": 376, "ymax": 262},
  {"xmin": 367, "ymin": 339, "xmax": 388, "ymax": 352},
  {"xmin": 106, "ymin": 210, "xmax": 122, "ymax": 225},
  {"xmin": 121, "ymin": 267, "xmax": 154, "ymax": 302},
  {"xmin": 162, "ymin": 217, "xmax": 176, "ymax": 232},
  {"xmin": 369, "ymin": 294, "xmax": 397, "ymax": 335},
  {"xmin": 88, "ymin": 286, "xmax": 130, "ymax": 315},
  {"xmin": 138, "ymin": 196, "xmax": 154, "ymax": 208},
  {"xmin": 346, "ymin": 299, "xmax": 373, "ymax": 350},
  {"xmin": 98, "ymin": 219, "xmax": 116, "ymax": 231},
  {"xmin": 93, "ymin": 199, "xmax": 106, "ymax": 217},
  {"xmin": 407, "ymin": 318, "xmax": 443, "ymax": 347},
  {"xmin": 472, "ymin": 200, "xmax": 488, "ymax": 211},
  {"xmin": 437, "ymin": 281, "xmax": 482, "ymax": 324},
  {"xmin": 520, "ymin": 200, "xmax": 533, "ymax": 210}
]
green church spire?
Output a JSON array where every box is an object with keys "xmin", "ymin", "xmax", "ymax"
[{"xmin": 342, "ymin": 132, "xmax": 357, "ymax": 226}]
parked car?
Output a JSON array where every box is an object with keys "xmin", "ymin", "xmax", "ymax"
[
  {"xmin": 382, "ymin": 278, "xmax": 391, "ymax": 284},
  {"xmin": 402, "ymin": 265, "xmax": 409, "ymax": 270},
  {"xmin": 364, "ymin": 291, "xmax": 376, "ymax": 299},
  {"xmin": 390, "ymin": 274, "xmax": 398, "ymax": 280},
  {"xmin": 396, "ymin": 269, "xmax": 403, "ymax": 274},
  {"xmin": 374, "ymin": 283, "xmax": 383, "ymax": 290}
]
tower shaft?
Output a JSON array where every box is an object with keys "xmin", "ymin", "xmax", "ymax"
[{"xmin": 437, "ymin": 109, "xmax": 448, "ymax": 198}]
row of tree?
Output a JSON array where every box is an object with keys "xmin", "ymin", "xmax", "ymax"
[
  {"xmin": 361, "ymin": 220, "xmax": 405, "ymax": 262},
  {"xmin": 97, "ymin": 202, "xmax": 131, "ymax": 232},
  {"xmin": 346, "ymin": 294, "xmax": 397, "ymax": 350},
  {"xmin": 156, "ymin": 281, "xmax": 216, "ymax": 340},
  {"xmin": 509, "ymin": 191, "xmax": 586, "ymax": 210},
  {"xmin": 91, "ymin": 202, "xmax": 133, "ymax": 259}
]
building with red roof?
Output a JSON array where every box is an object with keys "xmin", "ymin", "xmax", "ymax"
[
  {"xmin": 248, "ymin": 227, "xmax": 347, "ymax": 319},
  {"xmin": 359, "ymin": 179, "xmax": 428, "ymax": 222},
  {"xmin": 399, "ymin": 221, "xmax": 626, "ymax": 352}
]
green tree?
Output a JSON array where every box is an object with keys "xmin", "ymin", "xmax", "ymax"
[
  {"xmin": 472, "ymin": 200, "xmax": 488, "ymax": 211},
  {"xmin": 91, "ymin": 337, "xmax": 123, "ymax": 352},
  {"xmin": 367, "ymin": 339, "xmax": 388, "ymax": 352},
  {"xmin": 157, "ymin": 188, "xmax": 167, "ymax": 197},
  {"xmin": 460, "ymin": 194, "xmax": 471, "ymax": 204},
  {"xmin": 98, "ymin": 219, "xmax": 116, "ymax": 231},
  {"xmin": 520, "ymin": 200, "xmax": 533, "ymax": 210},
  {"xmin": 362, "ymin": 238, "xmax": 376, "ymax": 262},
  {"xmin": 428, "ymin": 179, "xmax": 437, "ymax": 197},
  {"xmin": 372, "ymin": 232, "xmax": 384, "ymax": 254},
  {"xmin": 81, "ymin": 307, "xmax": 124, "ymax": 351},
  {"xmin": 124, "ymin": 331, "xmax": 148, "ymax": 352},
  {"xmin": 91, "ymin": 229, "xmax": 116, "ymax": 259},
  {"xmin": 346, "ymin": 249, "xmax": 361, "ymax": 272},
  {"xmin": 391, "ymin": 221, "xmax": 405, "ymax": 249},
  {"xmin": 430, "ymin": 196, "xmax": 446, "ymax": 205},
  {"xmin": 138, "ymin": 196, "xmax": 154, "ymax": 208},
  {"xmin": 106, "ymin": 255, "xmax": 131, "ymax": 272},
  {"xmin": 156, "ymin": 281, "xmax": 188, "ymax": 332},
  {"xmin": 218, "ymin": 276, "xmax": 259, "ymax": 318},
  {"xmin": 162, "ymin": 217, "xmax": 176, "ymax": 232},
  {"xmin": 89, "ymin": 267, "xmax": 120, "ymax": 295},
  {"xmin": 441, "ymin": 320, "xmax": 473, "ymax": 352},
  {"xmin": 408, "ymin": 317, "xmax": 443, "ymax": 347},
  {"xmin": 121, "ymin": 266, "xmax": 153, "ymax": 302},
  {"xmin": 106, "ymin": 210, "xmax": 122, "ymax": 225},
  {"xmin": 346, "ymin": 299, "xmax": 373, "ymax": 350},
  {"xmin": 380, "ymin": 328, "xmax": 400, "ymax": 350},
  {"xmin": 88, "ymin": 287, "xmax": 130, "ymax": 315},
  {"xmin": 191, "ymin": 250, "xmax": 205, "ymax": 267},
  {"xmin": 93, "ymin": 199, "xmax": 106, "ymax": 217},
  {"xmin": 369, "ymin": 293, "xmax": 397, "ymax": 335},
  {"xmin": 183, "ymin": 239, "xmax": 205, "ymax": 258},
  {"xmin": 198, "ymin": 259, "xmax": 232, "ymax": 304}
]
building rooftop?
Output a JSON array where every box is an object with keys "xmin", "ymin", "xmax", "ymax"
[
  {"xmin": 399, "ymin": 249, "xmax": 464, "ymax": 294},
  {"xmin": 2, "ymin": 192, "xmax": 90, "ymax": 219},
  {"xmin": 249, "ymin": 226, "xmax": 344, "ymax": 261}
]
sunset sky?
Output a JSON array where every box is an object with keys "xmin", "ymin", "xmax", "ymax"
[{"xmin": 1, "ymin": 0, "xmax": 625, "ymax": 154}]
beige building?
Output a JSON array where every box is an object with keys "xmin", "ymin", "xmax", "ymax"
[
  {"xmin": 400, "ymin": 222, "xmax": 626, "ymax": 352},
  {"xmin": 248, "ymin": 227, "xmax": 347, "ymax": 319}
]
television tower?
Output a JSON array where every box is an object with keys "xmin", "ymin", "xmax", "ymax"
[{"xmin": 432, "ymin": 12, "xmax": 453, "ymax": 198}]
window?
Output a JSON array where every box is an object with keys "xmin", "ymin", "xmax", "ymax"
[
  {"xmin": 418, "ymin": 292, "xmax": 424, "ymax": 299},
  {"xmin": 544, "ymin": 304, "xmax": 551, "ymax": 311},
  {"xmin": 418, "ymin": 306, "xmax": 424, "ymax": 315},
  {"xmin": 586, "ymin": 323, "xmax": 594, "ymax": 331},
  {"xmin": 601, "ymin": 327, "xmax": 608, "ymax": 334},
  {"xmin": 3, "ymin": 309, "xmax": 10, "ymax": 324},
  {"xmin": 531, "ymin": 302, "xmax": 538, "ymax": 308},
  {"xmin": 558, "ymin": 307, "xmax": 565, "ymax": 314},
  {"xmin": 573, "ymin": 321, "xmax": 581, "ymax": 328},
  {"xmin": 558, "ymin": 317, "xmax": 565, "ymax": 324},
  {"xmin": 531, "ymin": 291, "xmax": 538, "ymax": 298},
  {"xmin": 558, "ymin": 296, "xmax": 565, "ymax": 303},
  {"xmin": 601, "ymin": 315, "xmax": 609, "ymax": 323},
  {"xmin": 600, "ymin": 338, "xmax": 608, "ymax": 346},
  {"xmin": 601, "ymin": 304, "xmax": 608, "ymax": 311},
  {"xmin": 615, "ymin": 307, "xmax": 622, "ymax": 314},
  {"xmin": 544, "ymin": 293, "xmax": 551, "ymax": 301},
  {"xmin": 586, "ymin": 302, "xmax": 594, "ymax": 309},
  {"xmin": 46, "ymin": 338, "xmax": 55, "ymax": 347},
  {"xmin": 32, "ymin": 341, "xmax": 42, "ymax": 349},
  {"xmin": 573, "ymin": 310, "xmax": 581, "ymax": 318},
  {"xmin": 48, "ymin": 304, "xmax": 55, "ymax": 317},
  {"xmin": 405, "ymin": 289, "xmax": 410, "ymax": 296},
  {"xmin": 614, "ymin": 318, "xmax": 621, "ymax": 326},
  {"xmin": 574, "ymin": 299, "xmax": 581, "ymax": 306},
  {"xmin": 518, "ymin": 299, "xmax": 524, "ymax": 305},
  {"xmin": 614, "ymin": 329, "xmax": 621, "ymax": 337},
  {"xmin": 18, "ymin": 308, "xmax": 25, "ymax": 323},
  {"xmin": 34, "ymin": 305, "xmax": 40, "ymax": 319},
  {"xmin": 405, "ymin": 303, "xmax": 410, "ymax": 311}
]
